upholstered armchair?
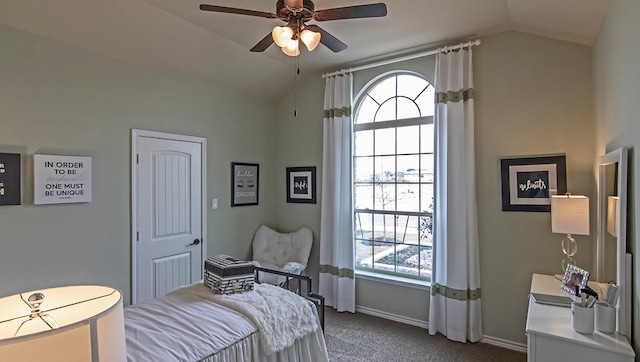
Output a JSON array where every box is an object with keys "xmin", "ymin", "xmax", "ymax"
[{"xmin": 251, "ymin": 225, "xmax": 313, "ymax": 285}]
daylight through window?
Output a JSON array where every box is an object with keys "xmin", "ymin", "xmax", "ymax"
[{"xmin": 353, "ymin": 72, "xmax": 434, "ymax": 280}]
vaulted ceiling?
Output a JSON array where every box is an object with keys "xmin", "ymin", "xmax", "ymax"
[{"xmin": 0, "ymin": 0, "xmax": 610, "ymax": 100}]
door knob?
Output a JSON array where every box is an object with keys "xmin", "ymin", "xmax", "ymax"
[{"xmin": 189, "ymin": 239, "xmax": 201, "ymax": 246}]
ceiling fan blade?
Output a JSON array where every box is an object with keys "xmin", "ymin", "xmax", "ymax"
[
  {"xmin": 250, "ymin": 33, "xmax": 275, "ymax": 52},
  {"xmin": 199, "ymin": 4, "xmax": 277, "ymax": 19},
  {"xmin": 306, "ymin": 25, "xmax": 347, "ymax": 52},
  {"xmin": 313, "ymin": 3, "xmax": 387, "ymax": 22}
]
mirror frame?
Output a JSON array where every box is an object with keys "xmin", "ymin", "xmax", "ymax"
[{"xmin": 595, "ymin": 146, "xmax": 629, "ymax": 337}]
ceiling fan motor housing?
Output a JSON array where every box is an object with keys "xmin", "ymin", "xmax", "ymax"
[{"xmin": 276, "ymin": 0, "xmax": 315, "ymax": 21}]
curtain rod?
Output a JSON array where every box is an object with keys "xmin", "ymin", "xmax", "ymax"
[{"xmin": 322, "ymin": 39, "xmax": 481, "ymax": 78}]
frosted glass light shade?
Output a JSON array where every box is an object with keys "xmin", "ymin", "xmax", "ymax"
[
  {"xmin": 272, "ymin": 26, "xmax": 294, "ymax": 48},
  {"xmin": 607, "ymin": 196, "xmax": 619, "ymax": 237},
  {"xmin": 0, "ymin": 285, "xmax": 125, "ymax": 362},
  {"xmin": 551, "ymin": 195, "xmax": 590, "ymax": 235},
  {"xmin": 282, "ymin": 39, "xmax": 300, "ymax": 56},
  {"xmin": 300, "ymin": 29, "xmax": 321, "ymax": 51}
]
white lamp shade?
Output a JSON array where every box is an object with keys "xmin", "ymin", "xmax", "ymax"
[
  {"xmin": 282, "ymin": 39, "xmax": 300, "ymax": 56},
  {"xmin": 300, "ymin": 29, "xmax": 321, "ymax": 51},
  {"xmin": 551, "ymin": 195, "xmax": 590, "ymax": 235},
  {"xmin": 0, "ymin": 285, "xmax": 125, "ymax": 362},
  {"xmin": 272, "ymin": 26, "xmax": 294, "ymax": 48},
  {"xmin": 607, "ymin": 195, "xmax": 619, "ymax": 237}
]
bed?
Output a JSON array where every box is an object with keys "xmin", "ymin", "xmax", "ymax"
[{"xmin": 124, "ymin": 268, "xmax": 328, "ymax": 362}]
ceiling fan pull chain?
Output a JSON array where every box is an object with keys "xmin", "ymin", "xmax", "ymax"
[{"xmin": 294, "ymin": 56, "xmax": 300, "ymax": 117}]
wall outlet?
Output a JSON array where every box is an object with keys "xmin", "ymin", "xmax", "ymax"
[{"xmin": 211, "ymin": 198, "xmax": 218, "ymax": 209}]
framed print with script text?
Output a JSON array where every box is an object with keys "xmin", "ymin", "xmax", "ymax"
[{"xmin": 500, "ymin": 155, "xmax": 566, "ymax": 212}]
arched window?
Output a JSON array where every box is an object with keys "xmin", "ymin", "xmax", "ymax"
[{"xmin": 353, "ymin": 72, "xmax": 434, "ymax": 280}]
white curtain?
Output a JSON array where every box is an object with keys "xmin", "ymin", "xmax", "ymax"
[
  {"xmin": 428, "ymin": 48, "xmax": 482, "ymax": 342},
  {"xmin": 318, "ymin": 71, "xmax": 355, "ymax": 313}
]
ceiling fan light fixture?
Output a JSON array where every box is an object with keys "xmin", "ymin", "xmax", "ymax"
[
  {"xmin": 300, "ymin": 29, "xmax": 321, "ymax": 51},
  {"xmin": 272, "ymin": 26, "xmax": 294, "ymax": 48},
  {"xmin": 282, "ymin": 39, "xmax": 300, "ymax": 56}
]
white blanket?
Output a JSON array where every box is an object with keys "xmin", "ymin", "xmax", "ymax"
[{"xmin": 175, "ymin": 283, "xmax": 318, "ymax": 355}]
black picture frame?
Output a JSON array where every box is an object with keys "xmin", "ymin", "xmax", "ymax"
[
  {"xmin": 286, "ymin": 166, "xmax": 316, "ymax": 204},
  {"xmin": 0, "ymin": 153, "xmax": 21, "ymax": 206},
  {"xmin": 231, "ymin": 162, "xmax": 259, "ymax": 207},
  {"xmin": 500, "ymin": 155, "xmax": 566, "ymax": 212}
]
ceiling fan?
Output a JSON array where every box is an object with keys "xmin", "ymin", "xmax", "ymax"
[{"xmin": 199, "ymin": 0, "xmax": 387, "ymax": 56}]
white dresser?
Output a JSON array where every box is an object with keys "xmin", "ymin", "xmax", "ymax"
[{"xmin": 526, "ymin": 274, "xmax": 635, "ymax": 362}]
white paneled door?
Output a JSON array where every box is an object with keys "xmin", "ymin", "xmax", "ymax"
[{"xmin": 132, "ymin": 130, "xmax": 206, "ymax": 304}]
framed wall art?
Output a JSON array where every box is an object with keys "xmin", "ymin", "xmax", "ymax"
[
  {"xmin": 231, "ymin": 162, "xmax": 258, "ymax": 206},
  {"xmin": 500, "ymin": 154, "xmax": 566, "ymax": 212},
  {"xmin": 286, "ymin": 166, "xmax": 316, "ymax": 204},
  {"xmin": 0, "ymin": 153, "xmax": 21, "ymax": 206},
  {"xmin": 34, "ymin": 154, "xmax": 92, "ymax": 205}
]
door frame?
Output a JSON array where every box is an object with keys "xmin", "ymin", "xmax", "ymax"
[{"xmin": 131, "ymin": 129, "xmax": 207, "ymax": 304}]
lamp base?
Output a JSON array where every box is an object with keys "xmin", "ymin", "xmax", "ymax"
[{"xmin": 561, "ymin": 234, "xmax": 577, "ymax": 272}]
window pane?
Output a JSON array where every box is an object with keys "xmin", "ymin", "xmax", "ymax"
[
  {"xmin": 374, "ymin": 128, "xmax": 395, "ymax": 156},
  {"xmin": 374, "ymin": 155, "xmax": 396, "ymax": 182},
  {"xmin": 376, "ymin": 98, "xmax": 397, "ymax": 122},
  {"xmin": 421, "ymin": 124, "xmax": 434, "ymax": 153},
  {"xmin": 397, "ymin": 74, "xmax": 429, "ymax": 99},
  {"xmin": 355, "ymin": 96, "xmax": 378, "ymax": 124},
  {"xmin": 416, "ymin": 85, "xmax": 435, "ymax": 116},
  {"xmin": 402, "ymin": 215, "xmax": 421, "ymax": 245},
  {"xmin": 397, "ymin": 97, "xmax": 420, "ymax": 120},
  {"xmin": 398, "ymin": 154, "xmax": 420, "ymax": 182},
  {"xmin": 354, "ymin": 130, "xmax": 373, "ymax": 156},
  {"xmin": 355, "ymin": 211, "xmax": 373, "ymax": 244},
  {"xmin": 354, "ymin": 184, "xmax": 374, "ymax": 209},
  {"xmin": 420, "ymin": 154, "xmax": 434, "ymax": 182},
  {"xmin": 374, "ymin": 182, "xmax": 396, "ymax": 211},
  {"xmin": 397, "ymin": 126, "xmax": 419, "ymax": 154},
  {"xmin": 421, "ymin": 184, "xmax": 434, "ymax": 212},
  {"xmin": 397, "ymin": 183, "xmax": 419, "ymax": 212},
  {"xmin": 354, "ymin": 156, "xmax": 374, "ymax": 182},
  {"xmin": 368, "ymin": 77, "xmax": 396, "ymax": 105}
]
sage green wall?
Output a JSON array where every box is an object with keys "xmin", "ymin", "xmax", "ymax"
[
  {"xmin": 593, "ymin": 0, "xmax": 640, "ymax": 354},
  {"xmin": 475, "ymin": 32, "xmax": 594, "ymax": 344},
  {"xmin": 0, "ymin": 25, "xmax": 278, "ymax": 304},
  {"xmin": 276, "ymin": 31, "xmax": 594, "ymax": 346}
]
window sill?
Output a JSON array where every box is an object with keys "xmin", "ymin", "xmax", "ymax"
[{"xmin": 356, "ymin": 270, "xmax": 431, "ymax": 291}]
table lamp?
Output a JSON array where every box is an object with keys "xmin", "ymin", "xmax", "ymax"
[
  {"xmin": 0, "ymin": 285, "xmax": 126, "ymax": 362},
  {"xmin": 551, "ymin": 194, "xmax": 589, "ymax": 273}
]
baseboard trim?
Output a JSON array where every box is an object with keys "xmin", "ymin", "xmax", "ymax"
[
  {"xmin": 356, "ymin": 305, "xmax": 429, "ymax": 329},
  {"xmin": 354, "ymin": 305, "xmax": 527, "ymax": 353}
]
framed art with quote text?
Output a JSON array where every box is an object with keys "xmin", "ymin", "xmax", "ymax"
[
  {"xmin": 0, "ymin": 153, "xmax": 21, "ymax": 206},
  {"xmin": 500, "ymin": 155, "xmax": 566, "ymax": 212},
  {"xmin": 231, "ymin": 162, "xmax": 258, "ymax": 206}
]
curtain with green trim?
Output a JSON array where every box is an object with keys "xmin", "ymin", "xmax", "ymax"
[
  {"xmin": 319, "ymin": 71, "xmax": 356, "ymax": 313},
  {"xmin": 428, "ymin": 48, "xmax": 482, "ymax": 343}
]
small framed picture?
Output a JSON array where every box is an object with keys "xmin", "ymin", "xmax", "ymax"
[
  {"xmin": 500, "ymin": 155, "xmax": 567, "ymax": 212},
  {"xmin": 231, "ymin": 162, "xmax": 258, "ymax": 207},
  {"xmin": 561, "ymin": 264, "xmax": 590, "ymax": 295},
  {"xmin": 286, "ymin": 166, "xmax": 316, "ymax": 204}
]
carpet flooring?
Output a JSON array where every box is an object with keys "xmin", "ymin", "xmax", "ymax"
[{"xmin": 323, "ymin": 308, "xmax": 526, "ymax": 362}]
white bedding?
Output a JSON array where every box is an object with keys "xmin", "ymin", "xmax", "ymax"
[{"xmin": 124, "ymin": 283, "xmax": 328, "ymax": 362}]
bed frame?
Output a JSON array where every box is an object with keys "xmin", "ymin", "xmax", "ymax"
[{"xmin": 254, "ymin": 267, "xmax": 325, "ymax": 331}]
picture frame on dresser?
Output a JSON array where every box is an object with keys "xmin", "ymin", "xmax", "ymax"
[{"xmin": 560, "ymin": 264, "xmax": 589, "ymax": 295}]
